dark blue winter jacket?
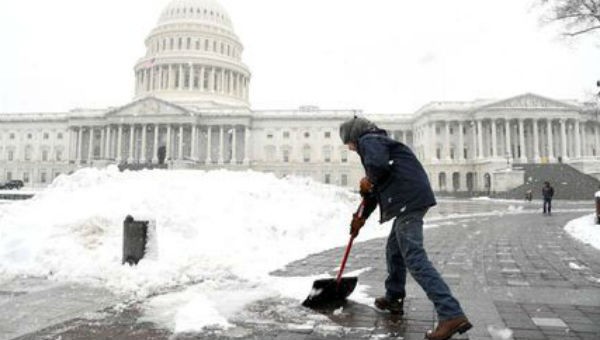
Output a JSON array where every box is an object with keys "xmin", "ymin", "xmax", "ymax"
[{"xmin": 357, "ymin": 130, "xmax": 436, "ymax": 223}]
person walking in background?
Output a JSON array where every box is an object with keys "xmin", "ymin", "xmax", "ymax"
[
  {"xmin": 339, "ymin": 116, "xmax": 471, "ymax": 340},
  {"xmin": 542, "ymin": 181, "xmax": 554, "ymax": 216}
]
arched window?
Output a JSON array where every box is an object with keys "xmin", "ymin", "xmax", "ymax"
[{"xmin": 438, "ymin": 172, "xmax": 447, "ymax": 191}]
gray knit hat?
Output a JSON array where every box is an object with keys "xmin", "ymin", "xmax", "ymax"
[{"xmin": 339, "ymin": 117, "xmax": 377, "ymax": 144}]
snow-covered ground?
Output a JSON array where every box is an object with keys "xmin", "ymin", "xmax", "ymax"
[
  {"xmin": 564, "ymin": 214, "xmax": 600, "ymax": 250},
  {"xmin": 0, "ymin": 167, "xmax": 593, "ymax": 333}
]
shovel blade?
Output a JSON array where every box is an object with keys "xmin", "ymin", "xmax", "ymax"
[{"xmin": 302, "ymin": 277, "xmax": 358, "ymax": 308}]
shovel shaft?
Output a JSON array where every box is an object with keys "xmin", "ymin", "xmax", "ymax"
[{"xmin": 336, "ymin": 199, "xmax": 366, "ymax": 286}]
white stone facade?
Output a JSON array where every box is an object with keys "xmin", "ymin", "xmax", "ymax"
[{"xmin": 1, "ymin": 0, "xmax": 598, "ymax": 193}]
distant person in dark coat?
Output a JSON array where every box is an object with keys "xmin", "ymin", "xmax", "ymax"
[
  {"xmin": 339, "ymin": 116, "xmax": 471, "ymax": 340},
  {"xmin": 542, "ymin": 181, "xmax": 554, "ymax": 215}
]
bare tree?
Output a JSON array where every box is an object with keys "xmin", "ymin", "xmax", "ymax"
[{"xmin": 538, "ymin": 0, "xmax": 600, "ymax": 36}]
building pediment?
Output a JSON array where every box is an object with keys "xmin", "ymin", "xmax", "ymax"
[
  {"xmin": 106, "ymin": 97, "xmax": 191, "ymax": 118},
  {"xmin": 478, "ymin": 93, "xmax": 579, "ymax": 111}
]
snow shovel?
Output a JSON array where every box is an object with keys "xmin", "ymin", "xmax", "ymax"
[{"xmin": 302, "ymin": 200, "xmax": 365, "ymax": 308}]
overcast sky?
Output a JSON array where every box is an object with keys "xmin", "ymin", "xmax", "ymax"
[{"xmin": 0, "ymin": 0, "xmax": 598, "ymax": 114}]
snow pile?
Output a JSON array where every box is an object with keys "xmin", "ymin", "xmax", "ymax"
[
  {"xmin": 0, "ymin": 166, "xmax": 387, "ymax": 298},
  {"xmin": 564, "ymin": 214, "xmax": 600, "ymax": 250},
  {"xmin": 487, "ymin": 325, "xmax": 513, "ymax": 339}
]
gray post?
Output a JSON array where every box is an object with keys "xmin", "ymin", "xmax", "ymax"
[{"xmin": 122, "ymin": 215, "xmax": 148, "ymax": 265}]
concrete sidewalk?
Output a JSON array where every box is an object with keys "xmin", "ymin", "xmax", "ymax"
[{"xmin": 3, "ymin": 204, "xmax": 600, "ymax": 340}]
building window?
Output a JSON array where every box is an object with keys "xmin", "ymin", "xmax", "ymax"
[
  {"xmin": 56, "ymin": 150, "xmax": 62, "ymax": 161},
  {"xmin": 450, "ymin": 148, "xmax": 455, "ymax": 159},
  {"xmin": 324, "ymin": 131, "xmax": 331, "ymax": 138},
  {"xmin": 27, "ymin": 133, "xmax": 32, "ymax": 139},
  {"xmin": 57, "ymin": 132, "xmax": 63, "ymax": 139},
  {"xmin": 6, "ymin": 171, "xmax": 12, "ymax": 180},
  {"xmin": 324, "ymin": 174, "xmax": 331, "ymax": 184},
  {"xmin": 450, "ymin": 127, "xmax": 454, "ymax": 135},
  {"xmin": 341, "ymin": 149, "xmax": 348, "ymax": 163},
  {"xmin": 40, "ymin": 172, "xmax": 47, "ymax": 184},
  {"xmin": 10, "ymin": 133, "xmax": 15, "ymax": 140},
  {"xmin": 187, "ymin": 37, "xmax": 191, "ymax": 49},
  {"xmin": 25, "ymin": 146, "xmax": 32, "ymax": 161},
  {"xmin": 42, "ymin": 150, "xmax": 48, "ymax": 161},
  {"xmin": 283, "ymin": 131, "xmax": 290, "ymax": 138},
  {"xmin": 265, "ymin": 146, "xmax": 275, "ymax": 162},
  {"xmin": 282, "ymin": 149, "xmax": 290, "ymax": 162},
  {"xmin": 436, "ymin": 127, "xmax": 440, "ymax": 134},
  {"xmin": 436, "ymin": 148, "xmax": 441, "ymax": 159},
  {"xmin": 54, "ymin": 172, "xmax": 61, "ymax": 179},
  {"xmin": 323, "ymin": 146, "xmax": 332, "ymax": 162},
  {"xmin": 43, "ymin": 133, "xmax": 49, "ymax": 139},
  {"xmin": 341, "ymin": 174, "xmax": 348, "ymax": 186},
  {"xmin": 266, "ymin": 132, "xmax": 273, "ymax": 139},
  {"xmin": 303, "ymin": 145, "xmax": 311, "ymax": 162},
  {"xmin": 23, "ymin": 172, "xmax": 29, "ymax": 183},
  {"xmin": 8, "ymin": 150, "xmax": 14, "ymax": 161}
]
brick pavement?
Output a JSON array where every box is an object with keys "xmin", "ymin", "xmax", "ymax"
[{"xmin": 4, "ymin": 202, "xmax": 600, "ymax": 340}]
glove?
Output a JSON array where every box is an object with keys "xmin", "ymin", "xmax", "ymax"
[
  {"xmin": 359, "ymin": 177, "xmax": 373, "ymax": 197},
  {"xmin": 350, "ymin": 213, "xmax": 366, "ymax": 237}
]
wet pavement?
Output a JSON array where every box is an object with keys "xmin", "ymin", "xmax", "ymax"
[{"xmin": 2, "ymin": 199, "xmax": 599, "ymax": 340}]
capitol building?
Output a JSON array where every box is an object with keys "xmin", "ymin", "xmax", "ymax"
[{"xmin": 1, "ymin": 0, "xmax": 599, "ymax": 194}]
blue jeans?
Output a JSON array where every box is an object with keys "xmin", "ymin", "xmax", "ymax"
[
  {"xmin": 543, "ymin": 198, "xmax": 552, "ymax": 214},
  {"xmin": 385, "ymin": 209, "xmax": 464, "ymax": 320}
]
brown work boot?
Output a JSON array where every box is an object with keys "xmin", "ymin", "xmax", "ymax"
[
  {"xmin": 374, "ymin": 296, "xmax": 404, "ymax": 315},
  {"xmin": 425, "ymin": 316, "xmax": 472, "ymax": 340}
]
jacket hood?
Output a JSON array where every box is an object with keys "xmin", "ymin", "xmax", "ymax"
[{"xmin": 339, "ymin": 117, "xmax": 378, "ymax": 144}]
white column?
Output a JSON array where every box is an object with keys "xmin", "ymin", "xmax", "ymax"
[
  {"xmin": 67, "ymin": 128, "xmax": 74, "ymax": 161},
  {"xmin": 595, "ymin": 124, "xmax": 600, "ymax": 158},
  {"xmin": 505, "ymin": 119, "xmax": 512, "ymax": 159},
  {"xmin": 77, "ymin": 127, "xmax": 83, "ymax": 163},
  {"xmin": 199, "ymin": 66, "xmax": 205, "ymax": 91},
  {"xmin": 191, "ymin": 124, "xmax": 197, "ymax": 160},
  {"xmin": 581, "ymin": 122, "xmax": 587, "ymax": 158},
  {"xmin": 178, "ymin": 64, "xmax": 184, "ymax": 90},
  {"xmin": 128, "ymin": 125, "xmax": 135, "ymax": 163},
  {"xmin": 178, "ymin": 125, "xmax": 184, "ymax": 160},
  {"xmin": 237, "ymin": 74, "xmax": 242, "ymax": 98},
  {"xmin": 243, "ymin": 126, "xmax": 250, "ymax": 165},
  {"xmin": 229, "ymin": 71, "xmax": 234, "ymax": 95},
  {"xmin": 547, "ymin": 120, "xmax": 555, "ymax": 162},
  {"xmin": 477, "ymin": 120, "xmax": 484, "ymax": 159},
  {"xmin": 220, "ymin": 69, "xmax": 225, "ymax": 94},
  {"xmin": 152, "ymin": 125, "xmax": 159, "ymax": 163},
  {"xmin": 533, "ymin": 119, "xmax": 540, "ymax": 163},
  {"xmin": 209, "ymin": 68, "xmax": 215, "ymax": 93},
  {"xmin": 560, "ymin": 119, "xmax": 568, "ymax": 161},
  {"xmin": 117, "ymin": 125, "xmax": 123, "ymax": 162},
  {"xmin": 231, "ymin": 126, "xmax": 237, "ymax": 163},
  {"xmin": 141, "ymin": 124, "xmax": 147, "ymax": 163},
  {"xmin": 88, "ymin": 127, "xmax": 94, "ymax": 162},
  {"xmin": 149, "ymin": 67, "xmax": 154, "ymax": 91},
  {"xmin": 218, "ymin": 125, "xmax": 224, "ymax": 164},
  {"xmin": 575, "ymin": 120, "xmax": 581, "ymax": 158},
  {"xmin": 169, "ymin": 65, "xmax": 175, "ymax": 89},
  {"xmin": 491, "ymin": 119, "xmax": 498, "ymax": 158},
  {"xmin": 100, "ymin": 128, "xmax": 105, "ymax": 159},
  {"xmin": 166, "ymin": 125, "xmax": 172, "ymax": 160},
  {"xmin": 518, "ymin": 119, "xmax": 526, "ymax": 162},
  {"xmin": 105, "ymin": 126, "xmax": 112, "ymax": 159},
  {"xmin": 205, "ymin": 126, "xmax": 212, "ymax": 163},
  {"xmin": 444, "ymin": 122, "xmax": 451, "ymax": 161},
  {"xmin": 458, "ymin": 121, "xmax": 464, "ymax": 161},
  {"xmin": 188, "ymin": 64, "xmax": 194, "ymax": 90},
  {"xmin": 471, "ymin": 121, "xmax": 477, "ymax": 160},
  {"xmin": 431, "ymin": 123, "xmax": 437, "ymax": 162}
]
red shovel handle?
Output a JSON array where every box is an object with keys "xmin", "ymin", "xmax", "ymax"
[{"xmin": 336, "ymin": 199, "xmax": 366, "ymax": 286}]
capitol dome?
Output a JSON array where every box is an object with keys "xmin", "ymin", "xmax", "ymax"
[
  {"xmin": 133, "ymin": 0, "xmax": 251, "ymax": 108},
  {"xmin": 157, "ymin": 0, "xmax": 233, "ymax": 31}
]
